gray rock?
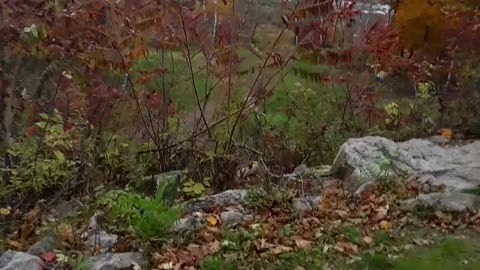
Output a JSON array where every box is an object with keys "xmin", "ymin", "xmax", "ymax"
[
  {"xmin": 292, "ymin": 195, "xmax": 323, "ymax": 214},
  {"xmin": 183, "ymin": 189, "xmax": 248, "ymax": 213},
  {"xmin": 90, "ymin": 252, "xmax": 146, "ymax": 270},
  {"xmin": 85, "ymin": 230, "xmax": 118, "ymax": 251},
  {"xmin": 403, "ymin": 192, "xmax": 480, "ymax": 212},
  {"xmin": 172, "ymin": 215, "xmax": 203, "ymax": 233},
  {"xmin": 137, "ymin": 170, "xmax": 183, "ymax": 196},
  {"xmin": 220, "ymin": 209, "xmax": 244, "ymax": 226},
  {"xmin": 0, "ymin": 250, "xmax": 44, "ymax": 270},
  {"xmin": 331, "ymin": 136, "xmax": 480, "ymax": 192},
  {"xmin": 28, "ymin": 234, "xmax": 58, "ymax": 256}
]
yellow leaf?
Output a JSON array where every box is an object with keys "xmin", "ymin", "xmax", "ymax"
[
  {"xmin": 0, "ymin": 208, "xmax": 11, "ymax": 216},
  {"xmin": 379, "ymin": 220, "xmax": 391, "ymax": 231},
  {"xmin": 207, "ymin": 215, "xmax": 219, "ymax": 227},
  {"xmin": 58, "ymin": 223, "xmax": 75, "ymax": 244}
]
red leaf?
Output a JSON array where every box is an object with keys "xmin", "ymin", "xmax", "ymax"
[{"xmin": 41, "ymin": 251, "xmax": 56, "ymax": 263}]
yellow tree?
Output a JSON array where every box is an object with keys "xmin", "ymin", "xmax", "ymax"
[{"xmin": 395, "ymin": 0, "xmax": 444, "ymax": 55}]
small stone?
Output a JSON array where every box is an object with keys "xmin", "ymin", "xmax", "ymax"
[
  {"xmin": 220, "ymin": 210, "xmax": 243, "ymax": 226},
  {"xmin": 172, "ymin": 215, "xmax": 203, "ymax": 233},
  {"xmin": 85, "ymin": 230, "xmax": 118, "ymax": 251},
  {"xmin": 0, "ymin": 250, "xmax": 44, "ymax": 270},
  {"xmin": 28, "ymin": 234, "xmax": 58, "ymax": 256},
  {"xmin": 90, "ymin": 252, "xmax": 146, "ymax": 270},
  {"xmin": 243, "ymin": 214, "xmax": 254, "ymax": 223},
  {"xmin": 292, "ymin": 195, "xmax": 323, "ymax": 214}
]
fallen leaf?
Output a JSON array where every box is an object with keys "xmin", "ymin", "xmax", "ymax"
[
  {"xmin": 206, "ymin": 240, "xmax": 221, "ymax": 254},
  {"xmin": 295, "ymin": 239, "xmax": 312, "ymax": 249},
  {"xmin": 158, "ymin": 262, "xmax": 175, "ymax": 270},
  {"xmin": 55, "ymin": 253, "xmax": 69, "ymax": 263},
  {"xmin": 379, "ymin": 220, "xmax": 391, "ymax": 231},
  {"xmin": 132, "ymin": 261, "xmax": 142, "ymax": 270},
  {"xmin": 335, "ymin": 242, "xmax": 358, "ymax": 254},
  {"xmin": 0, "ymin": 207, "xmax": 11, "ymax": 216},
  {"xmin": 41, "ymin": 251, "xmax": 56, "ymax": 263},
  {"xmin": 440, "ymin": 128, "xmax": 453, "ymax": 140},
  {"xmin": 207, "ymin": 215, "xmax": 220, "ymax": 227},
  {"xmin": 363, "ymin": 236, "xmax": 374, "ymax": 245},
  {"xmin": 58, "ymin": 223, "xmax": 75, "ymax": 244},
  {"xmin": 176, "ymin": 250, "xmax": 195, "ymax": 266},
  {"xmin": 270, "ymin": 245, "xmax": 293, "ymax": 255},
  {"xmin": 187, "ymin": 244, "xmax": 204, "ymax": 259},
  {"xmin": 6, "ymin": 240, "xmax": 23, "ymax": 250}
]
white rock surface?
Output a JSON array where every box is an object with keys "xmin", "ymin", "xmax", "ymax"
[{"xmin": 331, "ymin": 136, "xmax": 480, "ymax": 192}]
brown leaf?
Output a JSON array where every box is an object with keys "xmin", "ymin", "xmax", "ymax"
[
  {"xmin": 363, "ymin": 236, "xmax": 374, "ymax": 245},
  {"xmin": 295, "ymin": 239, "xmax": 312, "ymax": 249},
  {"xmin": 270, "ymin": 245, "xmax": 293, "ymax": 255},
  {"xmin": 176, "ymin": 250, "xmax": 196, "ymax": 267},
  {"xmin": 335, "ymin": 242, "xmax": 359, "ymax": 254},
  {"xmin": 58, "ymin": 223, "xmax": 75, "ymax": 244},
  {"xmin": 6, "ymin": 240, "xmax": 23, "ymax": 250}
]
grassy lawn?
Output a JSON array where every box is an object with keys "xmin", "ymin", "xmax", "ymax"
[{"xmin": 199, "ymin": 231, "xmax": 480, "ymax": 270}]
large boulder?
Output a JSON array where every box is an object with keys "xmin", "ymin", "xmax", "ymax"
[
  {"xmin": 0, "ymin": 250, "xmax": 43, "ymax": 270},
  {"xmin": 331, "ymin": 136, "xmax": 480, "ymax": 192}
]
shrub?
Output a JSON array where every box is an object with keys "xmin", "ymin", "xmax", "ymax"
[
  {"xmin": 4, "ymin": 109, "xmax": 79, "ymax": 196},
  {"xmin": 98, "ymin": 185, "xmax": 181, "ymax": 240}
]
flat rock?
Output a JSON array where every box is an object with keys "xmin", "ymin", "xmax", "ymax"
[
  {"xmin": 331, "ymin": 136, "xmax": 480, "ymax": 192},
  {"xmin": 403, "ymin": 192, "xmax": 480, "ymax": 212},
  {"xmin": 0, "ymin": 250, "xmax": 43, "ymax": 270},
  {"xmin": 90, "ymin": 252, "xmax": 146, "ymax": 270},
  {"xmin": 183, "ymin": 189, "xmax": 248, "ymax": 213}
]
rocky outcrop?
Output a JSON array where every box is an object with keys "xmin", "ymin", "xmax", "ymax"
[
  {"xmin": 403, "ymin": 192, "xmax": 480, "ymax": 212},
  {"xmin": 331, "ymin": 136, "xmax": 480, "ymax": 193}
]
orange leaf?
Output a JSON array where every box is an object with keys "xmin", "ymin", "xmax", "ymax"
[{"xmin": 440, "ymin": 128, "xmax": 453, "ymax": 140}]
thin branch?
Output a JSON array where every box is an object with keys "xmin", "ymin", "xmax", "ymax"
[
  {"xmin": 225, "ymin": 2, "xmax": 299, "ymax": 152},
  {"xmin": 178, "ymin": 3, "xmax": 214, "ymax": 140}
]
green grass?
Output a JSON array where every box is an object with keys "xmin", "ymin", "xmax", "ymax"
[{"xmin": 393, "ymin": 238, "xmax": 480, "ymax": 270}]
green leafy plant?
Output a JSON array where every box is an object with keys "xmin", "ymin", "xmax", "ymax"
[
  {"xmin": 181, "ymin": 178, "xmax": 210, "ymax": 198},
  {"xmin": 4, "ymin": 109, "xmax": 78, "ymax": 196},
  {"xmin": 99, "ymin": 186, "xmax": 181, "ymax": 240},
  {"xmin": 385, "ymin": 102, "xmax": 401, "ymax": 128}
]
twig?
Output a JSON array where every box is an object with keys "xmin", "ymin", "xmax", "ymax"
[
  {"xmin": 225, "ymin": 3, "xmax": 299, "ymax": 152},
  {"xmin": 178, "ymin": 3, "xmax": 213, "ymax": 140}
]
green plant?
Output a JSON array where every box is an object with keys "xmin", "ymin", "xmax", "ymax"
[
  {"xmin": 344, "ymin": 225, "xmax": 362, "ymax": 245},
  {"xmin": 201, "ymin": 255, "xmax": 236, "ymax": 270},
  {"xmin": 99, "ymin": 185, "xmax": 181, "ymax": 240},
  {"xmin": 357, "ymin": 252, "xmax": 393, "ymax": 270},
  {"xmin": 385, "ymin": 102, "xmax": 401, "ymax": 128},
  {"xmin": 71, "ymin": 255, "xmax": 92, "ymax": 270},
  {"xmin": 181, "ymin": 178, "xmax": 210, "ymax": 198},
  {"xmin": 246, "ymin": 186, "xmax": 295, "ymax": 210},
  {"xmin": 4, "ymin": 109, "xmax": 78, "ymax": 195}
]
